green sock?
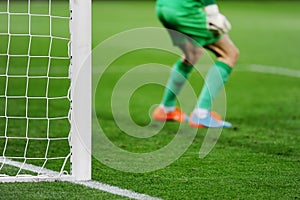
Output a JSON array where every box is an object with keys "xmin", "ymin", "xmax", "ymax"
[
  {"xmin": 161, "ymin": 60, "xmax": 193, "ymax": 107},
  {"xmin": 197, "ymin": 61, "xmax": 232, "ymax": 110}
]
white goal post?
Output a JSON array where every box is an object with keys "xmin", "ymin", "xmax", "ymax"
[
  {"xmin": 0, "ymin": 0, "xmax": 91, "ymax": 182},
  {"xmin": 70, "ymin": 0, "xmax": 92, "ymax": 181}
]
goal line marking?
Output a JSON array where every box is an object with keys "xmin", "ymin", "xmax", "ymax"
[{"xmin": 0, "ymin": 158, "xmax": 162, "ymax": 200}]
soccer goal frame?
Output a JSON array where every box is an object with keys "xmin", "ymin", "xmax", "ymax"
[
  {"xmin": 0, "ymin": 0, "xmax": 91, "ymax": 182},
  {"xmin": 69, "ymin": 0, "xmax": 92, "ymax": 181}
]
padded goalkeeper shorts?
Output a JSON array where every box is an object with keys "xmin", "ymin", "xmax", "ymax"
[{"xmin": 156, "ymin": 6, "xmax": 221, "ymax": 47}]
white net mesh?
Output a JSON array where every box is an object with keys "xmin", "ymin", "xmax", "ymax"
[{"xmin": 0, "ymin": 0, "xmax": 71, "ymax": 180}]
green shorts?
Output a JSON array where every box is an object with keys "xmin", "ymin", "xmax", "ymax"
[{"xmin": 156, "ymin": 6, "xmax": 220, "ymax": 47}]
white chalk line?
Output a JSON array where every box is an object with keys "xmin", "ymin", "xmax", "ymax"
[
  {"xmin": 0, "ymin": 158, "xmax": 161, "ymax": 200},
  {"xmin": 237, "ymin": 64, "xmax": 300, "ymax": 78},
  {"xmin": 73, "ymin": 180, "xmax": 161, "ymax": 200}
]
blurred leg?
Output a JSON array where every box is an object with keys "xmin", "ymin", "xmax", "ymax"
[
  {"xmin": 160, "ymin": 42, "xmax": 203, "ymax": 107},
  {"xmin": 195, "ymin": 35, "xmax": 239, "ymax": 116}
]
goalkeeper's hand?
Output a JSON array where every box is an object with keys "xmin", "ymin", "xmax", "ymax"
[{"xmin": 205, "ymin": 4, "xmax": 231, "ymax": 34}]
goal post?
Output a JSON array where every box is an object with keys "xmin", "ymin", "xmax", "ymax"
[
  {"xmin": 69, "ymin": 0, "xmax": 92, "ymax": 181},
  {"xmin": 0, "ymin": 0, "xmax": 92, "ymax": 182}
]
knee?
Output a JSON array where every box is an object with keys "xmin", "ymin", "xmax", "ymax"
[
  {"xmin": 194, "ymin": 48, "xmax": 204, "ymax": 62},
  {"xmin": 230, "ymin": 46, "xmax": 240, "ymax": 66},
  {"xmin": 185, "ymin": 48, "xmax": 204, "ymax": 65},
  {"xmin": 224, "ymin": 45, "xmax": 239, "ymax": 67}
]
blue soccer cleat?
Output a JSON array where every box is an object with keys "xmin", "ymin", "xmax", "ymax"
[{"xmin": 189, "ymin": 111, "xmax": 232, "ymax": 128}]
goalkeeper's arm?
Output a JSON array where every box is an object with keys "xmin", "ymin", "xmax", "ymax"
[{"xmin": 203, "ymin": 0, "xmax": 232, "ymax": 34}]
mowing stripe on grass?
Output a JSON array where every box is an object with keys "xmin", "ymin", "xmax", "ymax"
[
  {"xmin": 26, "ymin": 63, "xmax": 300, "ymax": 79},
  {"xmin": 0, "ymin": 159, "xmax": 162, "ymax": 200}
]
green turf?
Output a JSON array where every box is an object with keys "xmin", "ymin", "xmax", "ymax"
[
  {"xmin": 0, "ymin": 182, "xmax": 131, "ymax": 200},
  {"xmin": 1, "ymin": 0, "xmax": 300, "ymax": 199}
]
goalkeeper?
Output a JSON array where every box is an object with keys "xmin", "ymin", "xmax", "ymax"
[{"xmin": 152, "ymin": 0, "xmax": 239, "ymax": 128}]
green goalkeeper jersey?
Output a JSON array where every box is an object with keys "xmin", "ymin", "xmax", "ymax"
[{"xmin": 156, "ymin": 0, "xmax": 216, "ymax": 11}]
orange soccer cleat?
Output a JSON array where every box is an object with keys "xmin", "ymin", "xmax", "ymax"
[{"xmin": 152, "ymin": 106, "xmax": 188, "ymax": 122}]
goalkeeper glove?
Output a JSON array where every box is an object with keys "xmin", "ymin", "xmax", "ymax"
[{"xmin": 205, "ymin": 4, "xmax": 231, "ymax": 34}]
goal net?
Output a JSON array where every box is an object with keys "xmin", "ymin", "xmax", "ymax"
[{"xmin": 0, "ymin": 0, "xmax": 91, "ymax": 182}]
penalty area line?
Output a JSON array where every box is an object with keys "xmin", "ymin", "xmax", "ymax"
[
  {"xmin": 239, "ymin": 64, "xmax": 300, "ymax": 78},
  {"xmin": 0, "ymin": 158, "xmax": 162, "ymax": 200}
]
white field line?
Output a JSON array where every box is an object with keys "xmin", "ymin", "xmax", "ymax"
[
  {"xmin": 73, "ymin": 180, "xmax": 162, "ymax": 200},
  {"xmin": 0, "ymin": 158, "xmax": 162, "ymax": 200},
  {"xmin": 0, "ymin": 158, "xmax": 60, "ymax": 175},
  {"xmin": 239, "ymin": 64, "xmax": 300, "ymax": 78}
]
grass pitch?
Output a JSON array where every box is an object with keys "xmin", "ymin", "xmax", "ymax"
[{"xmin": 1, "ymin": 1, "xmax": 300, "ymax": 199}]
